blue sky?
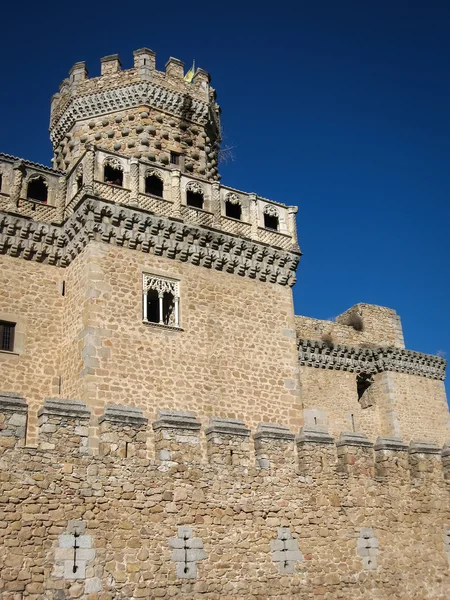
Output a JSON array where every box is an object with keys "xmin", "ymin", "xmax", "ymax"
[{"xmin": 1, "ymin": 1, "xmax": 449, "ymax": 371}]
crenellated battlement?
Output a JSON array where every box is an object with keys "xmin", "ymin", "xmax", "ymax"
[{"xmin": 2, "ymin": 394, "xmax": 449, "ymax": 487}]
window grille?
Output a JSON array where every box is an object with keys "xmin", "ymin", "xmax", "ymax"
[
  {"xmin": 0, "ymin": 321, "xmax": 15, "ymax": 352},
  {"xmin": 143, "ymin": 274, "xmax": 180, "ymax": 328}
]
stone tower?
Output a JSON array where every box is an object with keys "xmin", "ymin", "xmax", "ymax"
[
  {"xmin": 0, "ymin": 48, "xmax": 449, "ymax": 599},
  {"xmin": 50, "ymin": 50, "xmax": 221, "ymax": 180}
]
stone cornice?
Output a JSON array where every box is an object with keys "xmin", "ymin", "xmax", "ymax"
[
  {"xmin": 298, "ymin": 338, "xmax": 446, "ymax": 381},
  {"xmin": 0, "ymin": 197, "xmax": 299, "ymax": 287},
  {"xmin": 49, "ymin": 82, "xmax": 212, "ymax": 149}
]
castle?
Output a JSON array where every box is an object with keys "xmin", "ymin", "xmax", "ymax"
[{"xmin": 0, "ymin": 49, "xmax": 449, "ymax": 599}]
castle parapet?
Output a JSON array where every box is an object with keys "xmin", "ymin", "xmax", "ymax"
[
  {"xmin": 99, "ymin": 404, "xmax": 148, "ymax": 458},
  {"xmin": 254, "ymin": 423, "xmax": 295, "ymax": 468},
  {"xmin": 152, "ymin": 410, "xmax": 202, "ymax": 466},
  {"xmin": 296, "ymin": 426, "xmax": 335, "ymax": 476},
  {"xmin": 205, "ymin": 417, "xmax": 251, "ymax": 467},
  {"xmin": 0, "ymin": 392, "xmax": 28, "ymax": 451},
  {"xmin": 336, "ymin": 432, "xmax": 374, "ymax": 477},
  {"xmin": 374, "ymin": 437, "xmax": 409, "ymax": 480},
  {"xmin": 38, "ymin": 398, "xmax": 90, "ymax": 455}
]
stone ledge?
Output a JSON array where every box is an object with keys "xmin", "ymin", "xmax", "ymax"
[
  {"xmin": 205, "ymin": 417, "xmax": 250, "ymax": 437},
  {"xmin": 152, "ymin": 410, "xmax": 201, "ymax": 431},
  {"xmin": 99, "ymin": 404, "xmax": 148, "ymax": 426},
  {"xmin": 296, "ymin": 427, "xmax": 335, "ymax": 445},
  {"xmin": 254, "ymin": 423, "xmax": 295, "ymax": 442},
  {"xmin": 336, "ymin": 432, "xmax": 374, "ymax": 448},
  {"xmin": 374, "ymin": 437, "xmax": 408, "ymax": 452},
  {"xmin": 0, "ymin": 392, "xmax": 27, "ymax": 413},
  {"xmin": 408, "ymin": 440, "xmax": 442, "ymax": 455},
  {"xmin": 38, "ymin": 398, "xmax": 91, "ymax": 420}
]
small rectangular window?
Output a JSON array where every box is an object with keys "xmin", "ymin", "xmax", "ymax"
[
  {"xmin": 170, "ymin": 152, "xmax": 181, "ymax": 166},
  {"xmin": 0, "ymin": 321, "xmax": 15, "ymax": 352}
]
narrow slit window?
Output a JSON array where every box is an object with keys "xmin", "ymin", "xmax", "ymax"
[
  {"xmin": 145, "ymin": 175, "xmax": 163, "ymax": 197},
  {"xmin": 225, "ymin": 201, "xmax": 241, "ymax": 220},
  {"xmin": 186, "ymin": 190, "xmax": 204, "ymax": 209},
  {"xmin": 0, "ymin": 174, "xmax": 3, "ymax": 192},
  {"xmin": 76, "ymin": 173, "xmax": 83, "ymax": 191},
  {"xmin": 170, "ymin": 152, "xmax": 181, "ymax": 165},
  {"xmin": 104, "ymin": 164, "xmax": 123, "ymax": 186},
  {"xmin": 27, "ymin": 177, "xmax": 48, "ymax": 203},
  {"xmin": 0, "ymin": 321, "xmax": 15, "ymax": 352},
  {"xmin": 264, "ymin": 213, "xmax": 279, "ymax": 231}
]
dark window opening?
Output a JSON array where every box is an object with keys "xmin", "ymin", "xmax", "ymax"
[
  {"xmin": 0, "ymin": 321, "xmax": 15, "ymax": 352},
  {"xmin": 27, "ymin": 177, "xmax": 48, "ymax": 203},
  {"xmin": 146, "ymin": 290, "xmax": 175, "ymax": 325},
  {"xmin": 76, "ymin": 173, "xmax": 83, "ymax": 191},
  {"xmin": 264, "ymin": 213, "xmax": 279, "ymax": 231},
  {"xmin": 225, "ymin": 201, "xmax": 241, "ymax": 220},
  {"xmin": 170, "ymin": 152, "xmax": 181, "ymax": 165},
  {"xmin": 145, "ymin": 175, "xmax": 163, "ymax": 197},
  {"xmin": 0, "ymin": 174, "xmax": 2, "ymax": 192},
  {"xmin": 357, "ymin": 373, "xmax": 374, "ymax": 401},
  {"xmin": 104, "ymin": 165, "xmax": 123, "ymax": 186},
  {"xmin": 186, "ymin": 191, "xmax": 204, "ymax": 209}
]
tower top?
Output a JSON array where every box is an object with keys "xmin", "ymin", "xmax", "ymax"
[{"xmin": 49, "ymin": 49, "xmax": 221, "ymax": 181}]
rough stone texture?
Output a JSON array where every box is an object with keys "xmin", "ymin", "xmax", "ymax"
[{"xmin": 0, "ymin": 400, "xmax": 449, "ymax": 599}]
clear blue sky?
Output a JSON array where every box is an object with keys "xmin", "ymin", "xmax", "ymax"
[{"xmin": 1, "ymin": 1, "xmax": 449, "ymax": 370}]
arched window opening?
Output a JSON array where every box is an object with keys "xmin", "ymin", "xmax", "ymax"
[
  {"xmin": 225, "ymin": 200, "xmax": 241, "ymax": 220},
  {"xmin": 27, "ymin": 177, "xmax": 48, "ymax": 203},
  {"xmin": 264, "ymin": 212, "xmax": 279, "ymax": 231},
  {"xmin": 186, "ymin": 190, "xmax": 204, "ymax": 209},
  {"xmin": 143, "ymin": 274, "xmax": 180, "ymax": 328},
  {"xmin": 145, "ymin": 174, "xmax": 163, "ymax": 197},
  {"xmin": 76, "ymin": 172, "xmax": 83, "ymax": 191},
  {"xmin": 104, "ymin": 164, "xmax": 123, "ymax": 186}
]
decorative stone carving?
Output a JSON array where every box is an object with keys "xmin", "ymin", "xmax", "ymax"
[
  {"xmin": 297, "ymin": 338, "xmax": 446, "ymax": 380},
  {"xmin": 103, "ymin": 156, "xmax": 123, "ymax": 171},
  {"xmin": 144, "ymin": 168, "xmax": 164, "ymax": 181},
  {"xmin": 0, "ymin": 199, "xmax": 299, "ymax": 287},
  {"xmin": 225, "ymin": 192, "xmax": 241, "ymax": 205},
  {"xmin": 143, "ymin": 274, "xmax": 179, "ymax": 298},
  {"xmin": 50, "ymin": 82, "xmax": 211, "ymax": 149},
  {"xmin": 185, "ymin": 180, "xmax": 204, "ymax": 195},
  {"xmin": 263, "ymin": 204, "xmax": 279, "ymax": 216}
]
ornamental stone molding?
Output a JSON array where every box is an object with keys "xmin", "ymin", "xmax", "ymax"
[
  {"xmin": 225, "ymin": 192, "xmax": 241, "ymax": 205},
  {"xmin": 298, "ymin": 338, "xmax": 446, "ymax": 381},
  {"xmin": 185, "ymin": 180, "xmax": 204, "ymax": 195},
  {"xmin": 0, "ymin": 198, "xmax": 299, "ymax": 287},
  {"xmin": 103, "ymin": 156, "xmax": 123, "ymax": 170},
  {"xmin": 264, "ymin": 204, "xmax": 279, "ymax": 216},
  {"xmin": 50, "ymin": 82, "xmax": 211, "ymax": 149},
  {"xmin": 143, "ymin": 273, "xmax": 180, "ymax": 298}
]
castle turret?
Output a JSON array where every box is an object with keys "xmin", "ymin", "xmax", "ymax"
[{"xmin": 49, "ymin": 49, "xmax": 221, "ymax": 180}]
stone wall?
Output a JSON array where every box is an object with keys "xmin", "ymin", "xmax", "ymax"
[
  {"xmin": 0, "ymin": 397, "xmax": 449, "ymax": 600},
  {"xmin": 60, "ymin": 241, "xmax": 301, "ymax": 435}
]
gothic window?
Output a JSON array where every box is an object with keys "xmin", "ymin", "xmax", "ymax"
[
  {"xmin": 145, "ymin": 172, "xmax": 164, "ymax": 197},
  {"xmin": 225, "ymin": 193, "xmax": 242, "ymax": 220},
  {"xmin": 76, "ymin": 166, "xmax": 83, "ymax": 191},
  {"xmin": 263, "ymin": 205, "xmax": 279, "ymax": 231},
  {"xmin": 0, "ymin": 321, "xmax": 15, "ymax": 352},
  {"xmin": 143, "ymin": 274, "xmax": 180, "ymax": 328},
  {"xmin": 27, "ymin": 176, "xmax": 48, "ymax": 203},
  {"xmin": 186, "ymin": 181, "xmax": 204, "ymax": 209},
  {"xmin": 103, "ymin": 159, "xmax": 123, "ymax": 186}
]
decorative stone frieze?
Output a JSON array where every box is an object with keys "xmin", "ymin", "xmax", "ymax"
[
  {"xmin": 0, "ymin": 198, "xmax": 299, "ymax": 286},
  {"xmin": 50, "ymin": 82, "xmax": 212, "ymax": 149},
  {"xmin": 298, "ymin": 338, "xmax": 446, "ymax": 380},
  {"xmin": 270, "ymin": 527, "xmax": 303, "ymax": 574}
]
